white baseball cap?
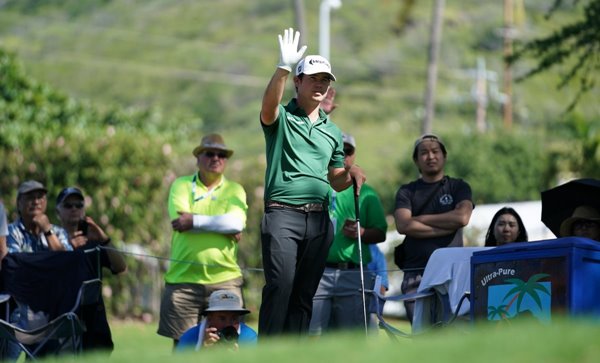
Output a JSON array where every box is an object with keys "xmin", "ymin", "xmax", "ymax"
[
  {"xmin": 295, "ymin": 55, "xmax": 336, "ymax": 81},
  {"xmin": 202, "ymin": 290, "xmax": 250, "ymax": 315}
]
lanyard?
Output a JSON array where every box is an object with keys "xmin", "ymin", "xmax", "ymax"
[{"xmin": 192, "ymin": 174, "xmax": 221, "ymax": 202}]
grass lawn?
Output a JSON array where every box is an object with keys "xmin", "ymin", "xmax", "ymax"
[{"xmin": 37, "ymin": 316, "xmax": 600, "ymax": 363}]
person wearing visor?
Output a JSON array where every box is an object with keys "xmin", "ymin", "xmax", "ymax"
[
  {"xmin": 158, "ymin": 134, "xmax": 248, "ymax": 348},
  {"xmin": 393, "ymin": 134, "xmax": 474, "ymax": 323},
  {"xmin": 258, "ymin": 27, "xmax": 366, "ymax": 336},
  {"xmin": 176, "ymin": 290, "xmax": 257, "ymax": 352}
]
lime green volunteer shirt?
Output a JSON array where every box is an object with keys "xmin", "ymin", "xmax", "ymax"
[{"xmin": 164, "ymin": 173, "xmax": 247, "ymax": 284}]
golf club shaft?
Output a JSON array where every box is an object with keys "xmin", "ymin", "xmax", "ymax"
[{"xmin": 352, "ymin": 178, "xmax": 369, "ymax": 336}]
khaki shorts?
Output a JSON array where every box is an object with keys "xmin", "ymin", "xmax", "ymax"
[{"xmin": 157, "ymin": 277, "xmax": 243, "ymax": 340}]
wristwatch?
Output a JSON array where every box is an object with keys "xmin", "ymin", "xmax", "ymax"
[{"xmin": 43, "ymin": 229, "xmax": 54, "ymax": 237}]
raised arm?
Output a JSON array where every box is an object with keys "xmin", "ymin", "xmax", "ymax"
[
  {"xmin": 260, "ymin": 28, "xmax": 306, "ymax": 126},
  {"xmin": 86, "ymin": 216, "xmax": 127, "ymax": 274}
]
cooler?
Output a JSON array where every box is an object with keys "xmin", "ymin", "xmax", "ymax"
[{"xmin": 470, "ymin": 237, "xmax": 600, "ymax": 322}]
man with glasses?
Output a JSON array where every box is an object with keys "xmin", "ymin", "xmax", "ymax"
[
  {"xmin": 309, "ymin": 132, "xmax": 387, "ymax": 335},
  {"xmin": 393, "ymin": 134, "xmax": 474, "ymax": 323},
  {"xmin": 7, "ymin": 180, "xmax": 71, "ymax": 253},
  {"xmin": 258, "ymin": 28, "xmax": 366, "ymax": 336},
  {"xmin": 56, "ymin": 187, "xmax": 127, "ymax": 264},
  {"xmin": 158, "ymin": 133, "xmax": 248, "ymax": 348},
  {"xmin": 559, "ymin": 205, "xmax": 600, "ymax": 242},
  {"xmin": 55, "ymin": 186, "xmax": 126, "ymax": 353},
  {"xmin": 55, "ymin": 186, "xmax": 126, "ymax": 273},
  {"xmin": 4, "ymin": 180, "xmax": 72, "ymax": 359}
]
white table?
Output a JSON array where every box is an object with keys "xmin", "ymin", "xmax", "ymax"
[{"xmin": 412, "ymin": 246, "xmax": 493, "ymax": 332}]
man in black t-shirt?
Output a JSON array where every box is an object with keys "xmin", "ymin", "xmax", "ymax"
[{"xmin": 393, "ymin": 134, "xmax": 474, "ymax": 323}]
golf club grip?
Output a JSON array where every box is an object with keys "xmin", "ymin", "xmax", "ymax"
[{"xmin": 352, "ymin": 178, "xmax": 360, "ymax": 222}]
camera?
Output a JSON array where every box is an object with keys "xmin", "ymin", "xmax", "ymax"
[
  {"xmin": 216, "ymin": 326, "xmax": 239, "ymax": 344},
  {"xmin": 77, "ymin": 219, "xmax": 88, "ymax": 236}
]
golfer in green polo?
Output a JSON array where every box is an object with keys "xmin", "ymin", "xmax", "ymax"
[{"xmin": 258, "ymin": 27, "xmax": 366, "ymax": 336}]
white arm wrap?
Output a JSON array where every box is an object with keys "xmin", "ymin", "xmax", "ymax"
[{"xmin": 192, "ymin": 213, "xmax": 244, "ymax": 234}]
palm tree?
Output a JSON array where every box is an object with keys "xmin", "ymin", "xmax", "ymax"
[
  {"xmin": 502, "ymin": 273, "xmax": 551, "ymax": 315},
  {"xmin": 488, "ymin": 304, "xmax": 510, "ymax": 320}
]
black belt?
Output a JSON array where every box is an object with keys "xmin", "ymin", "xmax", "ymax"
[
  {"xmin": 325, "ymin": 262, "xmax": 360, "ymax": 269},
  {"xmin": 265, "ymin": 200, "xmax": 326, "ymax": 213}
]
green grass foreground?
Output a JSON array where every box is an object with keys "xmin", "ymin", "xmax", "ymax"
[{"xmin": 36, "ymin": 317, "xmax": 600, "ymax": 363}]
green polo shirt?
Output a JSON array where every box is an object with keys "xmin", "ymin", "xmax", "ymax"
[
  {"xmin": 327, "ymin": 184, "xmax": 388, "ymax": 264},
  {"xmin": 262, "ymin": 99, "xmax": 345, "ymax": 205},
  {"xmin": 164, "ymin": 173, "xmax": 247, "ymax": 285}
]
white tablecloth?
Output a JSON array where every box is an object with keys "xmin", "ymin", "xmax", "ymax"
[{"xmin": 412, "ymin": 246, "xmax": 493, "ymax": 332}]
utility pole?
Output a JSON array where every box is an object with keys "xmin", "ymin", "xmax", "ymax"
[
  {"xmin": 474, "ymin": 57, "xmax": 489, "ymax": 133},
  {"xmin": 319, "ymin": 0, "xmax": 342, "ymax": 60},
  {"xmin": 422, "ymin": 0, "xmax": 445, "ymax": 135},
  {"xmin": 502, "ymin": 0, "xmax": 514, "ymax": 130}
]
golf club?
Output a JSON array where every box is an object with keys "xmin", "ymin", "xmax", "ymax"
[{"xmin": 352, "ymin": 178, "xmax": 369, "ymax": 336}]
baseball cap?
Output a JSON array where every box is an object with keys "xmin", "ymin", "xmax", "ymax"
[
  {"xmin": 412, "ymin": 133, "xmax": 447, "ymax": 160},
  {"xmin": 192, "ymin": 133, "xmax": 234, "ymax": 158},
  {"xmin": 342, "ymin": 132, "xmax": 356, "ymax": 149},
  {"xmin": 56, "ymin": 187, "xmax": 84, "ymax": 205},
  {"xmin": 295, "ymin": 55, "xmax": 337, "ymax": 81},
  {"xmin": 202, "ymin": 290, "xmax": 250, "ymax": 315},
  {"xmin": 17, "ymin": 180, "xmax": 47, "ymax": 196}
]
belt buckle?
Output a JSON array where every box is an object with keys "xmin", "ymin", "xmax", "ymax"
[
  {"xmin": 304, "ymin": 203, "xmax": 322, "ymax": 212},
  {"xmin": 339, "ymin": 262, "xmax": 349, "ymax": 269}
]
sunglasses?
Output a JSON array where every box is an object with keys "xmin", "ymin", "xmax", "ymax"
[
  {"xmin": 23, "ymin": 192, "xmax": 47, "ymax": 201},
  {"xmin": 573, "ymin": 220, "xmax": 599, "ymax": 230},
  {"xmin": 203, "ymin": 151, "xmax": 229, "ymax": 159},
  {"xmin": 344, "ymin": 147, "xmax": 355, "ymax": 156},
  {"xmin": 63, "ymin": 202, "xmax": 84, "ymax": 209}
]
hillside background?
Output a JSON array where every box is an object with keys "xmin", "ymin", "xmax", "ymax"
[{"xmin": 1, "ymin": 0, "xmax": 598, "ymax": 318}]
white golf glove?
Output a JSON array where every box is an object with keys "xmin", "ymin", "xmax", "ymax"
[{"xmin": 277, "ymin": 27, "xmax": 307, "ymax": 73}]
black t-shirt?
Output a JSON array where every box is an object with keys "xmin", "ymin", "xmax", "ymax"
[{"xmin": 395, "ymin": 176, "xmax": 473, "ymax": 269}]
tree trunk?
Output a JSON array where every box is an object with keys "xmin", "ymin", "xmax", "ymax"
[
  {"xmin": 293, "ymin": 0, "xmax": 308, "ymax": 46},
  {"xmin": 422, "ymin": 0, "xmax": 445, "ymax": 135},
  {"xmin": 503, "ymin": 0, "xmax": 514, "ymax": 130}
]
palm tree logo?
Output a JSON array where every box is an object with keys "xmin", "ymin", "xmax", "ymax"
[
  {"xmin": 487, "ymin": 304, "xmax": 509, "ymax": 320},
  {"xmin": 487, "ymin": 273, "xmax": 551, "ymax": 321}
]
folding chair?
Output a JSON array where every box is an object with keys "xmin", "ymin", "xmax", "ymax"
[{"xmin": 0, "ymin": 279, "xmax": 102, "ymax": 360}]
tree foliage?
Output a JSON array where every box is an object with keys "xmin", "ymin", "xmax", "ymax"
[
  {"xmin": 0, "ymin": 48, "xmax": 268, "ymax": 317},
  {"xmin": 509, "ymin": 0, "xmax": 600, "ymax": 111},
  {"xmin": 1, "ymin": 48, "xmax": 172, "ymax": 317}
]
